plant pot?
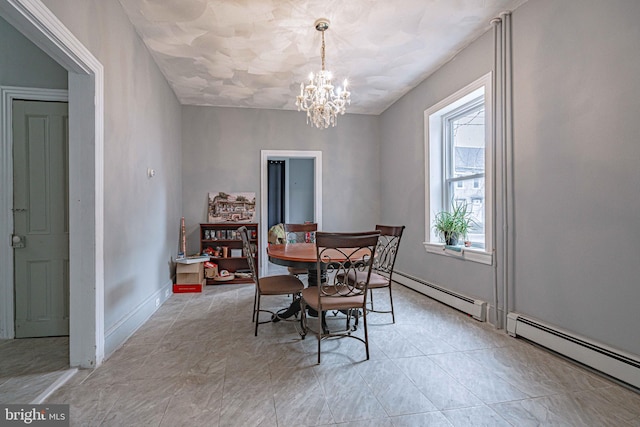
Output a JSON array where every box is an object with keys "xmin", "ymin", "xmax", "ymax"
[{"xmin": 444, "ymin": 232, "xmax": 458, "ymax": 246}]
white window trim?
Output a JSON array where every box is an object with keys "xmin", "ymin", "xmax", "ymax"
[
  {"xmin": 424, "ymin": 73, "xmax": 493, "ymax": 265},
  {"xmin": 423, "ymin": 242, "xmax": 492, "ymax": 265}
]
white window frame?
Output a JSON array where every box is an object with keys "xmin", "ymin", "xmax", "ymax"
[{"xmin": 423, "ymin": 73, "xmax": 493, "ymax": 265}]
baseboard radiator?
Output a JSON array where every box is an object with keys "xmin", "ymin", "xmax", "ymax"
[
  {"xmin": 507, "ymin": 312, "xmax": 640, "ymax": 389},
  {"xmin": 393, "ymin": 271, "xmax": 487, "ymax": 321}
]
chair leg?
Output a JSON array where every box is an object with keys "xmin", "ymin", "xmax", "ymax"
[
  {"xmin": 345, "ymin": 309, "xmax": 358, "ymax": 331},
  {"xmin": 367, "ymin": 286, "xmax": 395, "ymax": 324},
  {"xmin": 254, "ymin": 293, "xmax": 261, "ymax": 336},
  {"xmin": 362, "ymin": 308, "xmax": 370, "ymax": 360},
  {"xmin": 317, "ymin": 311, "xmax": 323, "ymax": 364},
  {"xmin": 299, "ymin": 299, "xmax": 307, "ymax": 339},
  {"xmin": 388, "ymin": 285, "xmax": 395, "ymax": 323},
  {"xmin": 252, "ymin": 286, "xmax": 258, "ymax": 323}
]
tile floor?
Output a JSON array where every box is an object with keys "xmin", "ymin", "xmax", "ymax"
[
  {"xmin": 2, "ymin": 264, "xmax": 640, "ymax": 426},
  {"xmin": 0, "ymin": 335, "xmax": 71, "ymax": 404}
]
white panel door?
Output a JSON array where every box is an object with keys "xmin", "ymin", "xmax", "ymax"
[{"xmin": 13, "ymin": 100, "xmax": 69, "ymax": 338}]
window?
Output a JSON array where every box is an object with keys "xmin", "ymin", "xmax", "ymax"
[{"xmin": 424, "ymin": 73, "xmax": 492, "ymax": 264}]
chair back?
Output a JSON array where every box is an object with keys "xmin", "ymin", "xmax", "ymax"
[
  {"xmin": 284, "ymin": 223, "xmax": 317, "ymax": 243},
  {"xmin": 373, "ymin": 225, "xmax": 405, "ymax": 276},
  {"xmin": 238, "ymin": 226, "xmax": 258, "ymax": 282},
  {"xmin": 314, "ymin": 231, "xmax": 380, "ymax": 299}
]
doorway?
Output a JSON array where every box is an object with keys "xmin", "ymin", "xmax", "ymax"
[
  {"xmin": 0, "ymin": 0, "xmax": 104, "ymax": 368},
  {"xmin": 260, "ymin": 150, "xmax": 322, "ymax": 272},
  {"xmin": 267, "ymin": 158, "xmax": 316, "ymax": 229},
  {"xmin": 267, "ymin": 160, "xmax": 286, "ymax": 228}
]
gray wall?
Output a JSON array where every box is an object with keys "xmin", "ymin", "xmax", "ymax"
[
  {"xmin": 510, "ymin": 0, "xmax": 640, "ymax": 355},
  {"xmin": 181, "ymin": 106, "xmax": 380, "ymax": 254},
  {"xmin": 288, "ymin": 158, "xmax": 314, "ymax": 224},
  {"xmin": 38, "ymin": 0, "xmax": 183, "ymax": 354},
  {"xmin": 379, "ymin": 28, "xmax": 496, "ymax": 302},
  {"xmin": 0, "ymin": 16, "xmax": 67, "ymax": 88},
  {"xmin": 380, "ymin": 0, "xmax": 640, "ymax": 357}
]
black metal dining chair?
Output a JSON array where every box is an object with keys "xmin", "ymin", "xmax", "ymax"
[
  {"xmin": 299, "ymin": 230, "xmax": 380, "ymax": 363},
  {"xmin": 239, "ymin": 226, "xmax": 304, "ymax": 336},
  {"xmin": 335, "ymin": 225, "xmax": 405, "ymax": 326},
  {"xmin": 363, "ymin": 225, "xmax": 405, "ymax": 322}
]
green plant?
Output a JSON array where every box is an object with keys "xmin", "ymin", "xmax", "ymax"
[{"xmin": 432, "ymin": 201, "xmax": 475, "ymax": 245}]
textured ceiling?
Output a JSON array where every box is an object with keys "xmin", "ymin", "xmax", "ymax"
[{"xmin": 118, "ymin": 0, "xmax": 527, "ymax": 115}]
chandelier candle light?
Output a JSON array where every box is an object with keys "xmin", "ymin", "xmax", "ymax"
[{"xmin": 296, "ymin": 18, "xmax": 350, "ymax": 129}]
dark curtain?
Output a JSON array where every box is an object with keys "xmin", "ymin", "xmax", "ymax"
[{"xmin": 268, "ymin": 160, "xmax": 285, "ymax": 228}]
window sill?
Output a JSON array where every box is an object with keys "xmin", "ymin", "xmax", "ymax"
[{"xmin": 423, "ymin": 242, "xmax": 493, "ymax": 265}]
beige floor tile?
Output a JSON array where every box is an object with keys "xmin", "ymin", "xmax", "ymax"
[
  {"xmin": 429, "ymin": 351, "xmax": 531, "ymax": 404},
  {"xmin": 356, "ymin": 359, "xmax": 437, "ymax": 415},
  {"xmin": 491, "ymin": 390, "xmax": 638, "ymax": 427},
  {"xmin": 337, "ymin": 418, "xmax": 394, "ymax": 427},
  {"xmin": 393, "ymin": 356, "xmax": 483, "ymax": 410},
  {"xmin": 442, "ymin": 405, "xmax": 512, "ymax": 426},
  {"xmin": 369, "ymin": 328, "xmax": 424, "ymax": 358},
  {"xmin": 390, "ymin": 411, "xmax": 453, "ymax": 426},
  {"xmin": 272, "ymin": 368, "xmax": 334, "ymax": 426}
]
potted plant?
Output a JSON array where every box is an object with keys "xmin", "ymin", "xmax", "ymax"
[{"xmin": 432, "ymin": 201, "xmax": 475, "ymax": 246}]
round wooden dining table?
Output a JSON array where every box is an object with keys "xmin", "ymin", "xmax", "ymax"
[
  {"xmin": 267, "ymin": 243, "xmax": 321, "ymax": 286},
  {"xmin": 267, "ymin": 242, "xmax": 316, "ymax": 265}
]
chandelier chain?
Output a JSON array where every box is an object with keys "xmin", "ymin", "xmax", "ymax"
[{"xmin": 321, "ymin": 31, "xmax": 326, "ymax": 71}]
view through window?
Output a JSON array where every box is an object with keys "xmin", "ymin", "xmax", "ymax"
[{"xmin": 444, "ymin": 98, "xmax": 485, "ymax": 247}]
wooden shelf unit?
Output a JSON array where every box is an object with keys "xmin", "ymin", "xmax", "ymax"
[{"xmin": 200, "ymin": 222, "xmax": 258, "ymax": 285}]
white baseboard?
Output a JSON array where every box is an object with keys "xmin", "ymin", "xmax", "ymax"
[
  {"xmin": 393, "ymin": 270, "xmax": 487, "ymax": 321},
  {"xmin": 507, "ymin": 312, "xmax": 640, "ymax": 390},
  {"xmin": 104, "ymin": 280, "xmax": 173, "ymax": 358}
]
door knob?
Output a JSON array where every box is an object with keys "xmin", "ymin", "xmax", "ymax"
[{"xmin": 11, "ymin": 234, "xmax": 25, "ymax": 248}]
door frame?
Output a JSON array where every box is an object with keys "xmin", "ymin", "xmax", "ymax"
[
  {"xmin": 260, "ymin": 150, "xmax": 322, "ymax": 273},
  {"xmin": 0, "ymin": 0, "xmax": 105, "ymax": 368}
]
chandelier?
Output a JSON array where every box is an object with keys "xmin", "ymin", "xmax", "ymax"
[{"xmin": 296, "ymin": 19, "xmax": 350, "ymax": 129}]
